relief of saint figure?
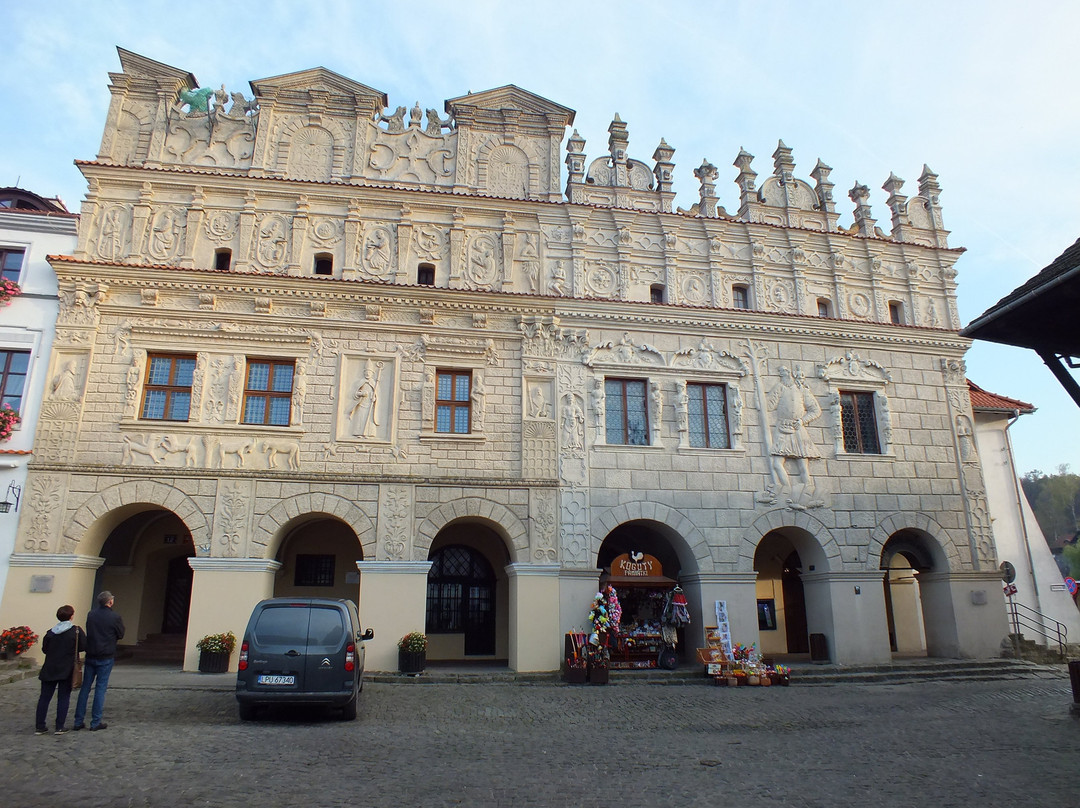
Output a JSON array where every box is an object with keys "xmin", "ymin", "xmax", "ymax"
[{"xmin": 349, "ymin": 363, "xmax": 383, "ymax": 438}]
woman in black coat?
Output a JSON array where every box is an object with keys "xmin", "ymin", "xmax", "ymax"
[{"xmin": 35, "ymin": 604, "xmax": 84, "ymax": 735}]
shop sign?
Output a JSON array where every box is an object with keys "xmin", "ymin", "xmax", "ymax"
[{"xmin": 611, "ymin": 552, "xmax": 660, "ymax": 577}]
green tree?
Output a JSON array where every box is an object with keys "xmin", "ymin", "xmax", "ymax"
[
  {"xmin": 1021, "ymin": 465, "xmax": 1080, "ymax": 544},
  {"xmin": 1062, "ymin": 543, "xmax": 1080, "ymax": 579}
]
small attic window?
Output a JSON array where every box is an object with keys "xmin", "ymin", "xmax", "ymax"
[
  {"xmin": 214, "ymin": 249, "xmax": 231, "ymax": 271},
  {"xmin": 817, "ymin": 298, "xmax": 832, "ymax": 317},
  {"xmin": 314, "ymin": 253, "xmax": 333, "ymax": 276},
  {"xmin": 650, "ymin": 284, "xmax": 665, "ymax": 304},
  {"xmin": 888, "ymin": 300, "xmax": 904, "ymax": 325},
  {"xmin": 417, "ymin": 263, "xmax": 435, "ymax": 286}
]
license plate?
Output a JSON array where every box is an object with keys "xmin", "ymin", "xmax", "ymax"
[{"xmin": 257, "ymin": 675, "xmax": 295, "ymax": 686}]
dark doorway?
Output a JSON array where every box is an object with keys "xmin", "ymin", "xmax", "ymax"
[
  {"xmin": 781, "ymin": 551, "xmax": 809, "ymax": 654},
  {"xmin": 161, "ymin": 554, "xmax": 194, "ymax": 634}
]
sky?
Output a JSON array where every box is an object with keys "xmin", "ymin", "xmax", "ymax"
[{"xmin": 1, "ymin": 0, "xmax": 1076, "ymax": 476}]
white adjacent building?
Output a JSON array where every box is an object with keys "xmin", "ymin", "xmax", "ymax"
[{"xmin": 0, "ymin": 188, "xmax": 78, "ymax": 606}]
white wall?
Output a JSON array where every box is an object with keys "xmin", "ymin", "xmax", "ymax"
[
  {"xmin": 0, "ymin": 209, "xmax": 75, "ymax": 609},
  {"xmin": 973, "ymin": 409, "xmax": 1080, "ymax": 644}
]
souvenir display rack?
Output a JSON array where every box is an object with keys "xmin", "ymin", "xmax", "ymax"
[{"xmin": 698, "ymin": 627, "xmax": 790, "ymax": 686}]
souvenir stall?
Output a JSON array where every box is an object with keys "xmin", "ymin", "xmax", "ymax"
[
  {"xmin": 697, "ymin": 601, "xmax": 790, "ymax": 686},
  {"xmin": 600, "ymin": 553, "xmax": 690, "ymax": 670}
]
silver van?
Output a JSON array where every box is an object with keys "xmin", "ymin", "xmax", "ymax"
[{"xmin": 235, "ymin": 597, "xmax": 374, "ymax": 721}]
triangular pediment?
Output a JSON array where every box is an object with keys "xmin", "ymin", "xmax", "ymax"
[
  {"xmin": 250, "ymin": 68, "xmax": 388, "ymax": 105},
  {"xmin": 117, "ymin": 47, "xmax": 196, "ymax": 87},
  {"xmin": 446, "ymin": 85, "xmax": 575, "ymax": 125}
]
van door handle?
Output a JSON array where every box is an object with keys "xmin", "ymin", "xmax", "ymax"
[{"xmin": 285, "ymin": 650, "xmax": 300, "ymax": 657}]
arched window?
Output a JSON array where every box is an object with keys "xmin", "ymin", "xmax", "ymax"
[
  {"xmin": 426, "ymin": 545, "xmax": 495, "ymax": 652},
  {"xmin": 817, "ymin": 298, "xmax": 831, "ymax": 317},
  {"xmin": 314, "ymin": 253, "xmax": 333, "ymax": 276},
  {"xmin": 732, "ymin": 285, "xmax": 749, "ymax": 309}
]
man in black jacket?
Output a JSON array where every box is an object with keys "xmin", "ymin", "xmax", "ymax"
[{"xmin": 73, "ymin": 591, "xmax": 125, "ymax": 731}]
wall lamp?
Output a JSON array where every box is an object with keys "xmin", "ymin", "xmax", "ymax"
[{"xmin": 0, "ymin": 481, "xmax": 22, "ymax": 514}]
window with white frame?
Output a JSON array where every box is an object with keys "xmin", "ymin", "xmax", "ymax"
[{"xmin": 1, "ymin": 248, "xmax": 25, "ymax": 283}]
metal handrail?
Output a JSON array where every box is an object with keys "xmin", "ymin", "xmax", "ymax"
[{"xmin": 1006, "ymin": 600, "xmax": 1068, "ymax": 659}]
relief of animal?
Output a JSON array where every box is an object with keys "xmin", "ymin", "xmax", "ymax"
[
  {"xmin": 213, "ymin": 438, "xmax": 255, "ymax": 468},
  {"xmin": 122, "ymin": 435, "xmax": 162, "ymax": 465},
  {"xmin": 261, "ymin": 439, "xmax": 300, "ymax": 471},
  {"xmin": 160, "ymin": 435, "xmax": 199, "ymax": 467}
]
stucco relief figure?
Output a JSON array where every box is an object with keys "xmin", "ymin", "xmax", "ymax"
[
  {"xmin": 562, "ymin": 394, "xmax": 585, "ymax": 450},
  {"xmin": 349, "ymin": 363, "xmax": 383, "ymax": 438},
  {"xmin": 363, "ymin": 228, "xmax": 392, "ymax": 274},
  {"xmin": 590, "ymin": 377, "xmax": 605, "ymax": 431},
  {"xmin": 256, "ymin": 217, "xmax": 288, "ymax": 268},
  {"xmin": 98, "ymin": 207, "xmax": 127, "ymax": 261},
  {"xmin": 425, "ymin": 108, "xmax": 452, "ymax": 136},
  {"xmin": 528, "ymin": 384, "xmax": 550, "ymax": 419},
  {"xmin": 675, "ymin": 381, "xmax": 689, "ymax": 437},
  {"xmin": 380, "ymin": 106, "xmax": 407, "ymax": 133},
  {"xmin": 765, "ymin": 366, "xmax": 822, "ymax": 503},
  {"xmin": 956, "ymin": 414, "xmax": 978, "ymax": 463},
  {"xmin": 520, "ymin": 233, "xmax": 540, "ymax": 293},
  {"xmin": 549, "ymin": 260, "xmax": 567, "ymax": 296},
  {"xmin": 51, "ymin": 361, "xmax": 80, "ymax": 401},
  {"xmin": 469, "ymin": 239, "xmax": 498, "ymax": 286}
]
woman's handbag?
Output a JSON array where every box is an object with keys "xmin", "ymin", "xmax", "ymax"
[{"xmin": 71, "ymin": 627, "xmax": 84, "ymax": 689}]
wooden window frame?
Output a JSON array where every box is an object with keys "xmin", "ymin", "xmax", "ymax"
[
  {"xmin": 435, "ymin": 369, "xmax": 471, "ymax": 434},
  {"xmin": 140, "ymin": 353, "xmax": 197, "ymax": 422},
  {"xmin": 732, "ymin": 285, "xmax": 749, "ymax": 310},
  {"xmin": 241, "ymin": 358, "xmax": 295, "ymax": 426},
  {"xmin": 687, "ymin": 382, "xmax": 730, "ymax": 449},
  {"xmin": 839, "ymin": 390, "xmax": 882, "ymax": 454},
  {"xmin": 604, "ymin": 377, "xmax": 650, "ymax": 445}
]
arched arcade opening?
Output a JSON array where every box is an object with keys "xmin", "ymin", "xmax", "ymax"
[{"xmin": 425, "ymin": 520, "xmax": 511, "ymax": 664}]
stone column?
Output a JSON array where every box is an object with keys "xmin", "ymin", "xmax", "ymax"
[
  {"xmin": 184, "ymin": 558, "xmax": 281, "ymax": 672},
  {"xmin": 558, "ymin": 567, "xmax": 601, "ymax": 639},
  {"xmin": 505, "ymin": 563, "xmax": 561, "ymax": 672},
  {"xmin": 0, "ymin": 554, "xmax": 104, "ymax": 665},
  {"xmin": 679, "ymin": 572, "xmax": 759, "ymax": 653},
  {"xmin": 356, "ymin": 561, "xmax": 432, "ymax": 673},
  {"xmin": 801, "ymin": 570, "xmax": 892, "ymax": 665},
  {"xmin": 916, "ymin": 570, "xmax": 1008, "ymax": 659}
]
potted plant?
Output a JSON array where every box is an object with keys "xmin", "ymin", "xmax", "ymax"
[
  {"xmin": 0, "ymin": 625, "xmax": 38, "ymax": 659},
  {"xmin": 397, "ymin": 631, "xmax": 427, "ymax": 675},
  {"xmin": 0, "ymin": 404, "xmax": 20, "ymax": 444},
  {"xmin": 195, "ymin": 631, "xmax": 236, "ymax": 673},
  {"xmin": 0, "ymin": 278, "xmax": 22, "ymax": 307}
]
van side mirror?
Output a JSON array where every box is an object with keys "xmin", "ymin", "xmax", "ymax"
[{"xmin": 360, "ymin": 628, "xmax": 375, "ymax": 641}]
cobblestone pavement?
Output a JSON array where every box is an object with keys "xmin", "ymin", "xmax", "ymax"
[{"xmin": 0, "ymin": 667, "xmax": 1076, "ymax": 808}]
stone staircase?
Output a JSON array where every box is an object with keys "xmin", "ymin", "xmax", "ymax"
[
  {"xmin": 122, "ymin": 633, "xmax": 186, "ymax": 665},
  {"xmin": 1000, "ymin": 633, "xmax": 1080, "ymax": 665},
  {"xmin": 369, "ymin": 657, "xmax": 1068, "ymax": 686}
]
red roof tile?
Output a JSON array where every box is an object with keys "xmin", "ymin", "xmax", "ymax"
[{"xmin": 967, "ymin": 379, "xmax": 1035, "ymax": 413}]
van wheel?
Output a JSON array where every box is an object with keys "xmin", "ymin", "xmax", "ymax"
[
  {"xmin": 340, "ymin": 696, "xmax": 358, "ymax": 721},
  {"xmin": 238, "ymin": 703, "xmax": 258, "ymax": 722}
]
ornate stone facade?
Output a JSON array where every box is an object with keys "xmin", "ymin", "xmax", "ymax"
[{"xmin": 0, "ymin": 48, "xmax": 1007, "ymax": 673}]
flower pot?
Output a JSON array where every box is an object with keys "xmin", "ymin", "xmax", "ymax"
[
  {"xmin": 563, "ymin": 665, "xmax": 587, "ymax": 684},
  {"xmin": 198, "ymin": 650, "xmax": 230, "ymax": 673},
  {"xmin": 399, "ymin": 649, "xmax": 426, "ymax": 674}
]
